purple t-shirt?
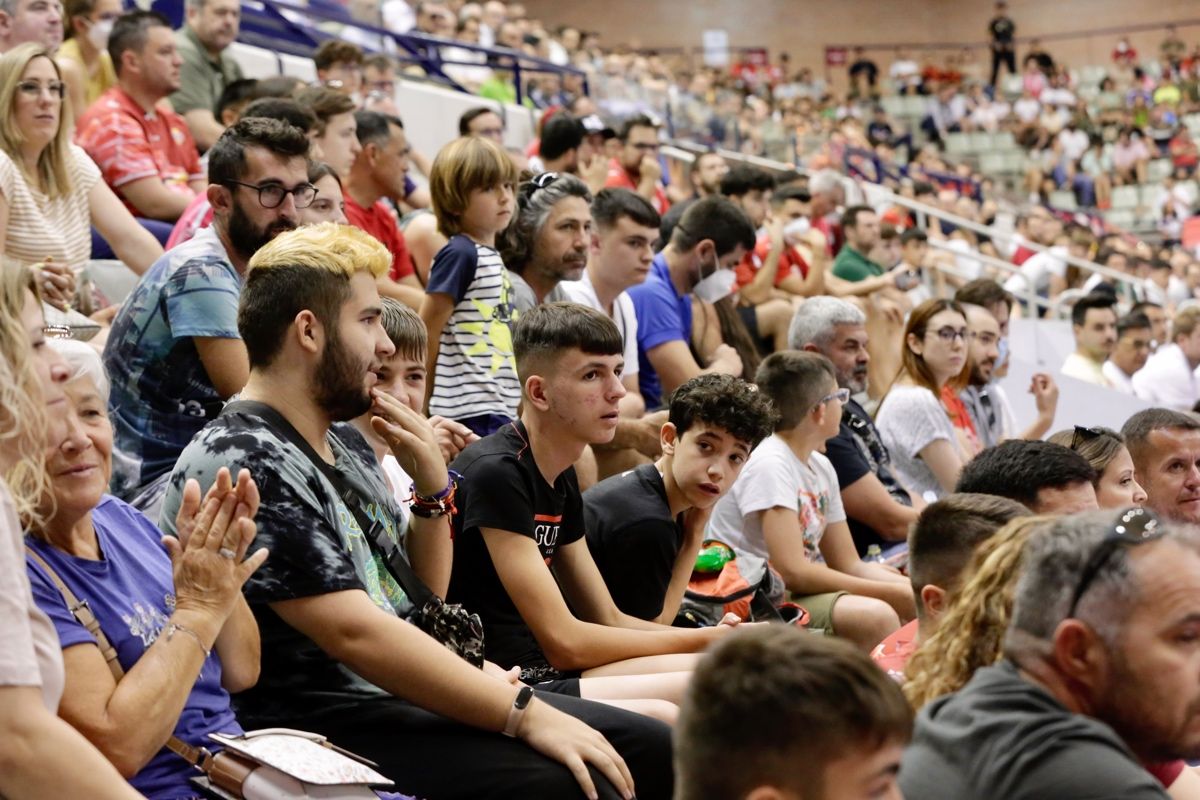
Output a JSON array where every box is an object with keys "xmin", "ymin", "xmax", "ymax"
[{"xmin": 26, "ymin": 495, "xmax": 242, "ymax": 800}]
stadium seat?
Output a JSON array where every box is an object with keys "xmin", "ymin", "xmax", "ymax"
[
  {"xmin": 280, "ymin": 53, "xmax": 318, "ymax": 82},
  {"xmin": 1105, "ymin": 208, "xmax": 1136, "ymax": 229},
  {"xmin": 1147, "ymin": 159, "xmax": 1173, "ymax": 183},
  {"xmin": 1111, "ymin": 185, "xmax": 1140, "ymax": 210},
  {"xmin": 1049, "ymin": 190, "xmax": 1078, "ymax": 211},
  {"xmin": 228, "ymin": 42, "xmax": 281, "ymax": 79}
]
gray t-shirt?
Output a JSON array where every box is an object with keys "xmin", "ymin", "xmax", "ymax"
[
  {"xmin": 874, "ymin": 383, "xmax": 956, "ymax": 499},
  {"xmin": 900, "ymin": 661, "xmax": 1169, "ymax": 800}
]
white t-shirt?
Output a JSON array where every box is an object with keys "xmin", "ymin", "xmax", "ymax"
[
  {"xmin": 707, "ymin": 435, "xmax": 845, "ymax": 565},
  {"xmin": 1132, "ymin": 343, "xmax": 1200, "ymax": 410},
  {"xmin": 1057, "ymin": 128, "xmax": 1090, "ymax": 162},
  {"xmin": 875, "ymin": 384, "xmax": 958, "ymax": 500},
  {"xmin": 1102, "ymin": 360, "xmax": 1137, "ymax": 394},
  {"xmin": 1004, "ymin": 245, "xmax": 1068, "ymax": 295},
  {"xmin": 1061, "ymin": 352, "xmax": 1112, "ymax": 388},
  {"xmin": 1013, "ymin": 97, "xmax": 1041, "ymax": 123},
  {"xmin": 559, "ymin": 270, "xmax": 639, "ymax": 378},
  {"xmin": 380, "ymin": 454, "xmax": 413, "ymax": 533}
]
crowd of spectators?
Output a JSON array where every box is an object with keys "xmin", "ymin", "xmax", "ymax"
[{"xmin": 6, "ymin": 0, "xmax": 1200, "ymax": 798}]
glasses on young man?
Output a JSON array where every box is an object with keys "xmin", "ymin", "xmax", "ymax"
[
  {"xmin": 18, "ymin": 80, "xmax": 64, "ymax": 100},
  {"xmin": 224, "ymin": 180, "xmax": 319, "ymax": 209},
  {"xmin": 1065, "ymin": 507, "xmax": 1163, "ymax": 618}
]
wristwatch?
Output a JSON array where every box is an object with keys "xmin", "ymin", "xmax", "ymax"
[{"xmin": 502, "ymin": 685, "xmax": 535, "ymax": 737}]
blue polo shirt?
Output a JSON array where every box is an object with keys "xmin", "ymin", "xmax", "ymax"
[{"xmin": 628, "ymin": 253, "xmax": 692, "ymax": 409}]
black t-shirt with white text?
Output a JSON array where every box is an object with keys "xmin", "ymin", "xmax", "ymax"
[
  {"xmin": 447, "ymin": 420, "xmax": 585, "ymax": 670},
  {"xmin": 585, "ymin": 464, "xmax": 681, "ymax": 622}
]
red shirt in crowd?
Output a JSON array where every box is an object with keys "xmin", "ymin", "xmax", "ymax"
[
  {"xmin": 1012, "ymin": 244, "xmax": 1037, "ymax": 266},
  {"xmin": 344, "ymin": 195, "xmax": 416, "ymax": 281},
  {"xmin": 604, "ymin": 158, "xmax": 670, "ymax": 215},
  {"xmin": 871, "ymin": 619, "xmax": 918, "ymax": 682},
  {"xmin": 75, "ymin": 87, "xmax": 202, "ymax": 217},
  {"xmin": 735, "ymin": 237, "xmax": 809, "ymax": 290}
]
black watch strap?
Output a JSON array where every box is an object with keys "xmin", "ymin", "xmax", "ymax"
[{"xmin": 503, "ymin": 686, "xmax": 535, "ymax": 737}]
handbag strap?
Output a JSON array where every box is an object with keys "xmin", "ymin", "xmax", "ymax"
[
  {"xmin": 25, "ymin": 544, "xmax": 211, "ymax": 769},
  {"xmin": 220, "ymin": 400, "xmax": 437, "ymax": 610}
]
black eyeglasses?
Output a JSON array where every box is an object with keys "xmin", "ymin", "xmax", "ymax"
[
  {"xmin": 224, "ymin": 180, "xmax": 318, "ymax": 209},
  {"xmin": 1070, "ymin": 425, "xmax": 1109, "ymax": 450},
  {"xmin": 1066, "ymin": 507, "xmax": 1164, "ymax": 618}
]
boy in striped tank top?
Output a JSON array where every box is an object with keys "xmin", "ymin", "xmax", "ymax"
[{"xmin": 420, "ymin": 136, "xmax": 522, "ymax": 437}]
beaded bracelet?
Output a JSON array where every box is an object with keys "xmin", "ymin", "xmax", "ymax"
[{"xmin": 410, "ymin": 470, "xmax": 461, "ymax": 518}]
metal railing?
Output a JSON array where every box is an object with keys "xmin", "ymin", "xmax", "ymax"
[
  {"xmin": 241, "ymin": 0, "xmax": 588, "ymax": 104},
  {"xmin": 659, "ymin": 138, "xmax": 1154, "ymax": 316}
]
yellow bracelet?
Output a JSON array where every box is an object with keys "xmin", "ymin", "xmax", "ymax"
[{"xmin": 164, "ymin": 622, "xmax": 211, "ymax": 659}]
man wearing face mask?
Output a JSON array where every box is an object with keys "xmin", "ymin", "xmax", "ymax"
[{"xmin": 628, "ymin": 196, "xmax": 753, "ymax": 410}]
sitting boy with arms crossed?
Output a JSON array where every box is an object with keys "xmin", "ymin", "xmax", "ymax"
[{"xmin": 585, "ymin": 374, "xmax": 776, "ymax": 623}]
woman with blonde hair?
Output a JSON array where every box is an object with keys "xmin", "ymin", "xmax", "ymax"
[
  {"xmin": 1048, "ymin": 425, "xmax": 1148, "ymax": 509},
  {"xmin": 0, "ymin": 263, "xmax": 143, "ymax": 798},
  {"xmin": 875, "ymin": 298, "xmax": 978, "ymax": 500},
  {"xmin": 903, "ymin": 511, "xmax": 1200, "ymax": 799},
  {"xmin": 0, "ymin": 43, "xmax": 161, "ymax": 308}
]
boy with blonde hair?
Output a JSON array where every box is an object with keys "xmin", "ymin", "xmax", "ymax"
[{"xmin": 420, "ymin": 135, "xmax": 522, "ymax": 436}]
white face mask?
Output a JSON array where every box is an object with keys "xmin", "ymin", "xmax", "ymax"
[
  {"xmin": 87, "ymin": 17, "xmax": 114, "ymax": 50},
  {"xmin": 692, "ymin": 256, "xmax": 737, "ymax": 303}
]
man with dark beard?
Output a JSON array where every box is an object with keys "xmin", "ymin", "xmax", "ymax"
[
  {"xmin": 104, "ymin": 117, "xmax": 309, "ymax": 510},
  {"xmin": 958, "ymin": 302, "xmax": 1058, "ymax": 448},
  {"xmin": 788, "ymin": 296, "xmax": 919, "ymax": 556},
  {"xmin": 902, "ymin": 509, "xmax": 1200, "ymax": 800},
  {"xmin": 162, "ymin": 224, "xmax": 674, "ymax": 800},
  {"xmin": 504, "ymin": 172, "xmax": 593, "ymax": 312}
]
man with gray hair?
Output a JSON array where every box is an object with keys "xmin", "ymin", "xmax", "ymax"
[
  {"xmin": 170, "ymin": 0, "xmax": 243, "ymax": 150},
  {"xmin": 0, "ymin": 0, "xmax": 62, "ymax": 52},
  {"xmin": 1122, "ymin": 408, "xmax": 1200, "ymax": 524},
  {"xmin": 900, "ymin": 508, "xmax": 1200, "ymax": 799},
  {"xmin": 789, "ymin": 297, "xmax": 919, "ymax": 555},
  {"xmin": 503, "ymin": 172, "xmax": 593, "ymax": 312}
]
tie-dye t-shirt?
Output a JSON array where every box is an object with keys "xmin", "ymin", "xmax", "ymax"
[
  {"xmin": 160, "ymin": 408, "xmax": 411, "ymax": 726},
  {"xmin": 103, "ymin": 226, "xmax": 241, "ymax": 500}
]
